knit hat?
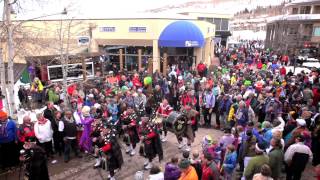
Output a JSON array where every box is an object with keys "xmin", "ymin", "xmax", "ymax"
[
  {"xmin": 0, "ymin": 110, "xmax": 8, "ymax": 120},
  {"xmin": 178, "ymin": 159, "xmax": 190, "ymax": 169}
]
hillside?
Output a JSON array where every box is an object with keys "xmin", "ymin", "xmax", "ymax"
[{"xmin": 145, "ymin": 0, "xmax": 288, "ymax": 15}]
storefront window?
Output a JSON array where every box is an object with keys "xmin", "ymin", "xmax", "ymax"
[
  {"xmin": 129, "ymin": 27, "xmax": 146, "ymax": 32},
  {"xmin": 313, "ymin": 27, "xmax": 320, "ymax": 36}
]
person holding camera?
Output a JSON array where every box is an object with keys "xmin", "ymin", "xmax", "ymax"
[{"xmin": 20, "ymin": 136, "xmax": 49, "ymax": 180}]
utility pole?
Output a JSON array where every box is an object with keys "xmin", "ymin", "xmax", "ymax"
[{"xmin": 4, "ymin": 0, "xmax": 16, "ymax": 116}]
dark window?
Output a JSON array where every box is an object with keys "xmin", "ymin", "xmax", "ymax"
[
  {"xmin": 292, "ymin": 8, "xmax": 298, "ymax": 14},
  {"xmin": 206, "ymin": 18, "xmax": 213, "ymax": 23},
  {"xmin": 129, "ymin": 27, "xmax": 146, "ymax": 32},
  {"xmin": 100, "ymin": 27, "xmax": 116, "ymax": 32},
  {"xmin": 300, "ymin": 6, "xmax": 311, "ymax": 14},
  {"xmin": 314, "ymin": 5, "xmax": 320, "ymax": 14},
  {"xmin": 214, "ymin": 18, "xmax": 222, "ymax": 30},
  {"xmin": 288, "ymin": 27, "xmax": 298, "ymax": 35},
  {"xmin": 221, "ymin": 19, "xmax": 229, "ymax": 31},
  {"xmin": 198, "ymin": 17, "xmax": 205, "ymax": 21}
]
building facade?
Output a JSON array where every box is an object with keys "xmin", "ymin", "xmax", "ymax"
[
  {"xmin": 2, "ymin": 16, "xmax": 215, "ymax": 82},
  {"xmin": 265, "ymin": 0, "xmax": 320, "ymax": 53},
  {"xmin": 179, "ymin": 11, "xmax": 232, "ymax": 46}
]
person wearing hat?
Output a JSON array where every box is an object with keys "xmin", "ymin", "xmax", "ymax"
[
  {"xmin": 285, "ymin": 118, "xmax": 310, "ymax": 149},
  {"xmin": 20, "ymin": 136, "xmax": 49, "ymax": 180},
  {"xmin": 244, "ymin": 142, "xmax": 269, "ymax": 180},
  {"xmin": 201, "ymin": 152, "xmax": 220, "ymax": 180},
  {"xmin": 79, "ymin": 106, "xmax": 94, "ymax": 153},
  {"xmin": 284, "ymin": 135, "xmax": 313, "ymax": 180},
  {"xmin": 99, "ymin": 123, "xmax": 123, "ymax": 180},
  {"xmin": 134, "ymin": 88, "xmax": 146, "ymax": 116},
  {"xmin": 178, "ymin": 159, "xmax": 198, "ymax": 180},
  {"xmin": 0, "ymin": 110, "xmax": 19, "ymax": 170}
]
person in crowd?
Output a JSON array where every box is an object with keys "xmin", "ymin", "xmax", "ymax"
[
  {"xmin": 148, "ymin": 165, "xmax": 164, "ymax": 180},
  {"xmin": 34, "ymin": 113, "xmax": 56, "ymax": 164},
  {"xmin": 178, "ymin": 158, "xmax": 198, "ymax": 180},
  {"xmin": 244, "ymin": 142, "xmax": 269, "ymax": 180},
  {"xmin": 202, "ymin": 86, "xmax": 215, "ymax": 127},
  {"xmin": 18, "ymin": 85, "xmax": 29, "ymax": 109},
  {"xmin": 222, "ymin": 144, "xmax": 237, "ymax": 180},
  {"xmin": 18, "ymin": 116, "xmax": 35, "ymax": 149},
  {"xmin": 253, "ymin": 164, "xmax": 273, "ymax": 180},
  {"xmin": 197, "ymin": 61, "xmax": 207, "ymax": 78},
  {"xmin": 285, "ymin": 135, "xmax": 313, "ymax": 180},
  {"xmin": 201, "ymin": 152, "xmax": 220, "ymax": 180},
  {"xmin": 239, "ymin": 129, "xmax": 257, "ymax": 172},
  {"xmin": 59, "ymin": 109, "xmax": 82, "ymax": 162},
  {"xmin": 164, "ymin": 156, "xmax": 181, "ymax": 180},
  {"xmin": 267, "ymin": 138, "xmax": 283, "ymax": 180},
  {"xmin": 99, "ymin": 123, "xmax": 123, "ymax": 180},
  {"xmin": 121, "ymin": 106, "xmax": 139, "ymax": 156},
  {"xmin": 30, "ymin": 77, "xmax": 44, "ymax": 106},
  {"xmin": 20, "ymin": 136, "xmax": 49, "ymax": 180},
  {"xmin": 140, "ymin": 118, "xmax": 163, "ymax": 170},
  {"xmin": 156, "ymin": 99, "xmax": 173, "ymax": 142},
  {"xmin": 218, "ymin": 94, "xmax": 232, "ymax": 130},
  {"xmin": 79, "ymin": 106, "xmax": 94, "ymax": 153},
  {"xmin": 190, "ymin": 151, "xmax": 202, "ymax": 179},
  {"xmin": 0, "ymin": 110, "xmax": 18, "ymax": 170}
]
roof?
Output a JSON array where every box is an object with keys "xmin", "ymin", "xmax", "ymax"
[
  {"xmin": 285, "ymin": 0, "xmax": 320, "ymax": 7},
  {"xmin": 268, "ymin": 14, "xmax": 320, "ymax": 23},
  {"xmin": 15, "ymin": 12, "xmax": 196, "ymax": 21}
]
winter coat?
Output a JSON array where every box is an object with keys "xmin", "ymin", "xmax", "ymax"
[
  {"xmin": 268, "ymin": 148, "xmax": 283, "ymax": 179},
  {"xmin": 164, "ymin": 163, "xmax": 181, "ymax": 180},
  {"xmin": 223, "ymin": 151, "xmax": 237, "ymax": 173},
  {"xmin": 178, "ymin": 166, "xmax": 198, "ymax": 180}
]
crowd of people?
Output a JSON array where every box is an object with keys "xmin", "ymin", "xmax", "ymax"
[{"xmin": 0, "ymin": 42, "xmax": 320, "ymax": 180}]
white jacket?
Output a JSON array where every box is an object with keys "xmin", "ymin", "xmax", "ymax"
[{"xmin": 34, "ymin": 120, "xmax": 53, "ymax": 143}]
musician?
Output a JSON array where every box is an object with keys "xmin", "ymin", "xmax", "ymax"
[
  {"xmin": 120, "ymin": 106, "xmax": 140, "ymax": 156},
  {"xmin": 99, "ymin": 121, "xmax": 123, "ymax": 180},
  {"xmin": 178, "ymin": 90, "xmax": 199, "ymax": 151},
  {"xmin": 156, "ymin": 99, "xmax": 173, "ymax": 142},
  {"xmin": 134, "ymin": 88, "xmax": 147, "ymax": 117},
  {"xmin": 139, "ymin": 118, "xmax": 163, "ymax": 170}
]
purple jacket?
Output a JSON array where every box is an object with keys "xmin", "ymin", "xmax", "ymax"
[{"xmin": 164, "ymin": 163, "xmax": 181, "ymax": 180}]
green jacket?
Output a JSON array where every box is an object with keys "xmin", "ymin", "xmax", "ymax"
[
  {"xmin": 48, "ymin": 89, "xmax": 59, "ymax": 103},
  {"xmin": 244, "ymin": 154, "xmax": 269, "ymax": 180},
  {"xmin": 268, "ymin": 148, "xmax": 284, "ymax": 179}
]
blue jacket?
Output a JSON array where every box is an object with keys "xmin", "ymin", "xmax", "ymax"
[
  {"xmin": 0, "ymin": 119, "xmax": 17, "ymax": 144},
  {"xmin": 223, "ymin": 152, "xmax": 237, "ymax": 173},
  {"xmin": 263, "ymin": 129, "xmax": 273, "ymax": 146},
  {"xmin": 219, "ymin": 99, "xmax": 232, "ymax": 114}
]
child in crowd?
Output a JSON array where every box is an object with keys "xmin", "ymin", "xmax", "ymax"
[{"xmin": 222, "ymin": 144, "xmax": 237, "ymax": 180}]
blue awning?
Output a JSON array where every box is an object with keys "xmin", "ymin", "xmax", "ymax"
[{"xmin": 159, "ymin": 21, "xmax": 205, "ymax": 48}]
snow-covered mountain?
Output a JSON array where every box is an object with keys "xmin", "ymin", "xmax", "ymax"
[{"xmin": 144, "ymin": 0, "xmax": 287, "ymax": 15}]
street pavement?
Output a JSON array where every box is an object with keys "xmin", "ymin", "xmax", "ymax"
[{"xmin": 0, "ymin": 118, "xmax": 316, "ymax": 180}]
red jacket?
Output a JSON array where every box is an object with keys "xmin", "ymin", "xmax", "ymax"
[
  {"xmin": 201, "ymin": 162, "xmax": 220, "ymax": 180},
  {"xmin": 280, "ymin": 67, "xmax": 286, "ymax": 76},
  {"xmin": 197, "ymin": 63, "xmax": 206, "ymax": 72},
  {"xmin": 132, "ymin": 77, "xmax": 142, "ymax": 87},
  {"xmin": 157, "ymin": 104, "xmax": 173, "ymax": 117}
]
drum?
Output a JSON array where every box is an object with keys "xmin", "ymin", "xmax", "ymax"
[
  {"xmin": 164, "ymin": 111, "xmax": 187, "ymax": 135},
  {"xmin": 152, "ymin": 116, "xmax": 162, "ymax": 124}
]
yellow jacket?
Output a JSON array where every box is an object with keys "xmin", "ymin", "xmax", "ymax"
[
  {"xmin": 228, "ymin": 104, "xmax": 237, "ymax": 122},
  {"xmin": 178, "ymin": 166, "xmax": 199, "ymax": 180},
  {"xmin": 31, "ymin": 80, "xmax": 44, "ymax": 92}
]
